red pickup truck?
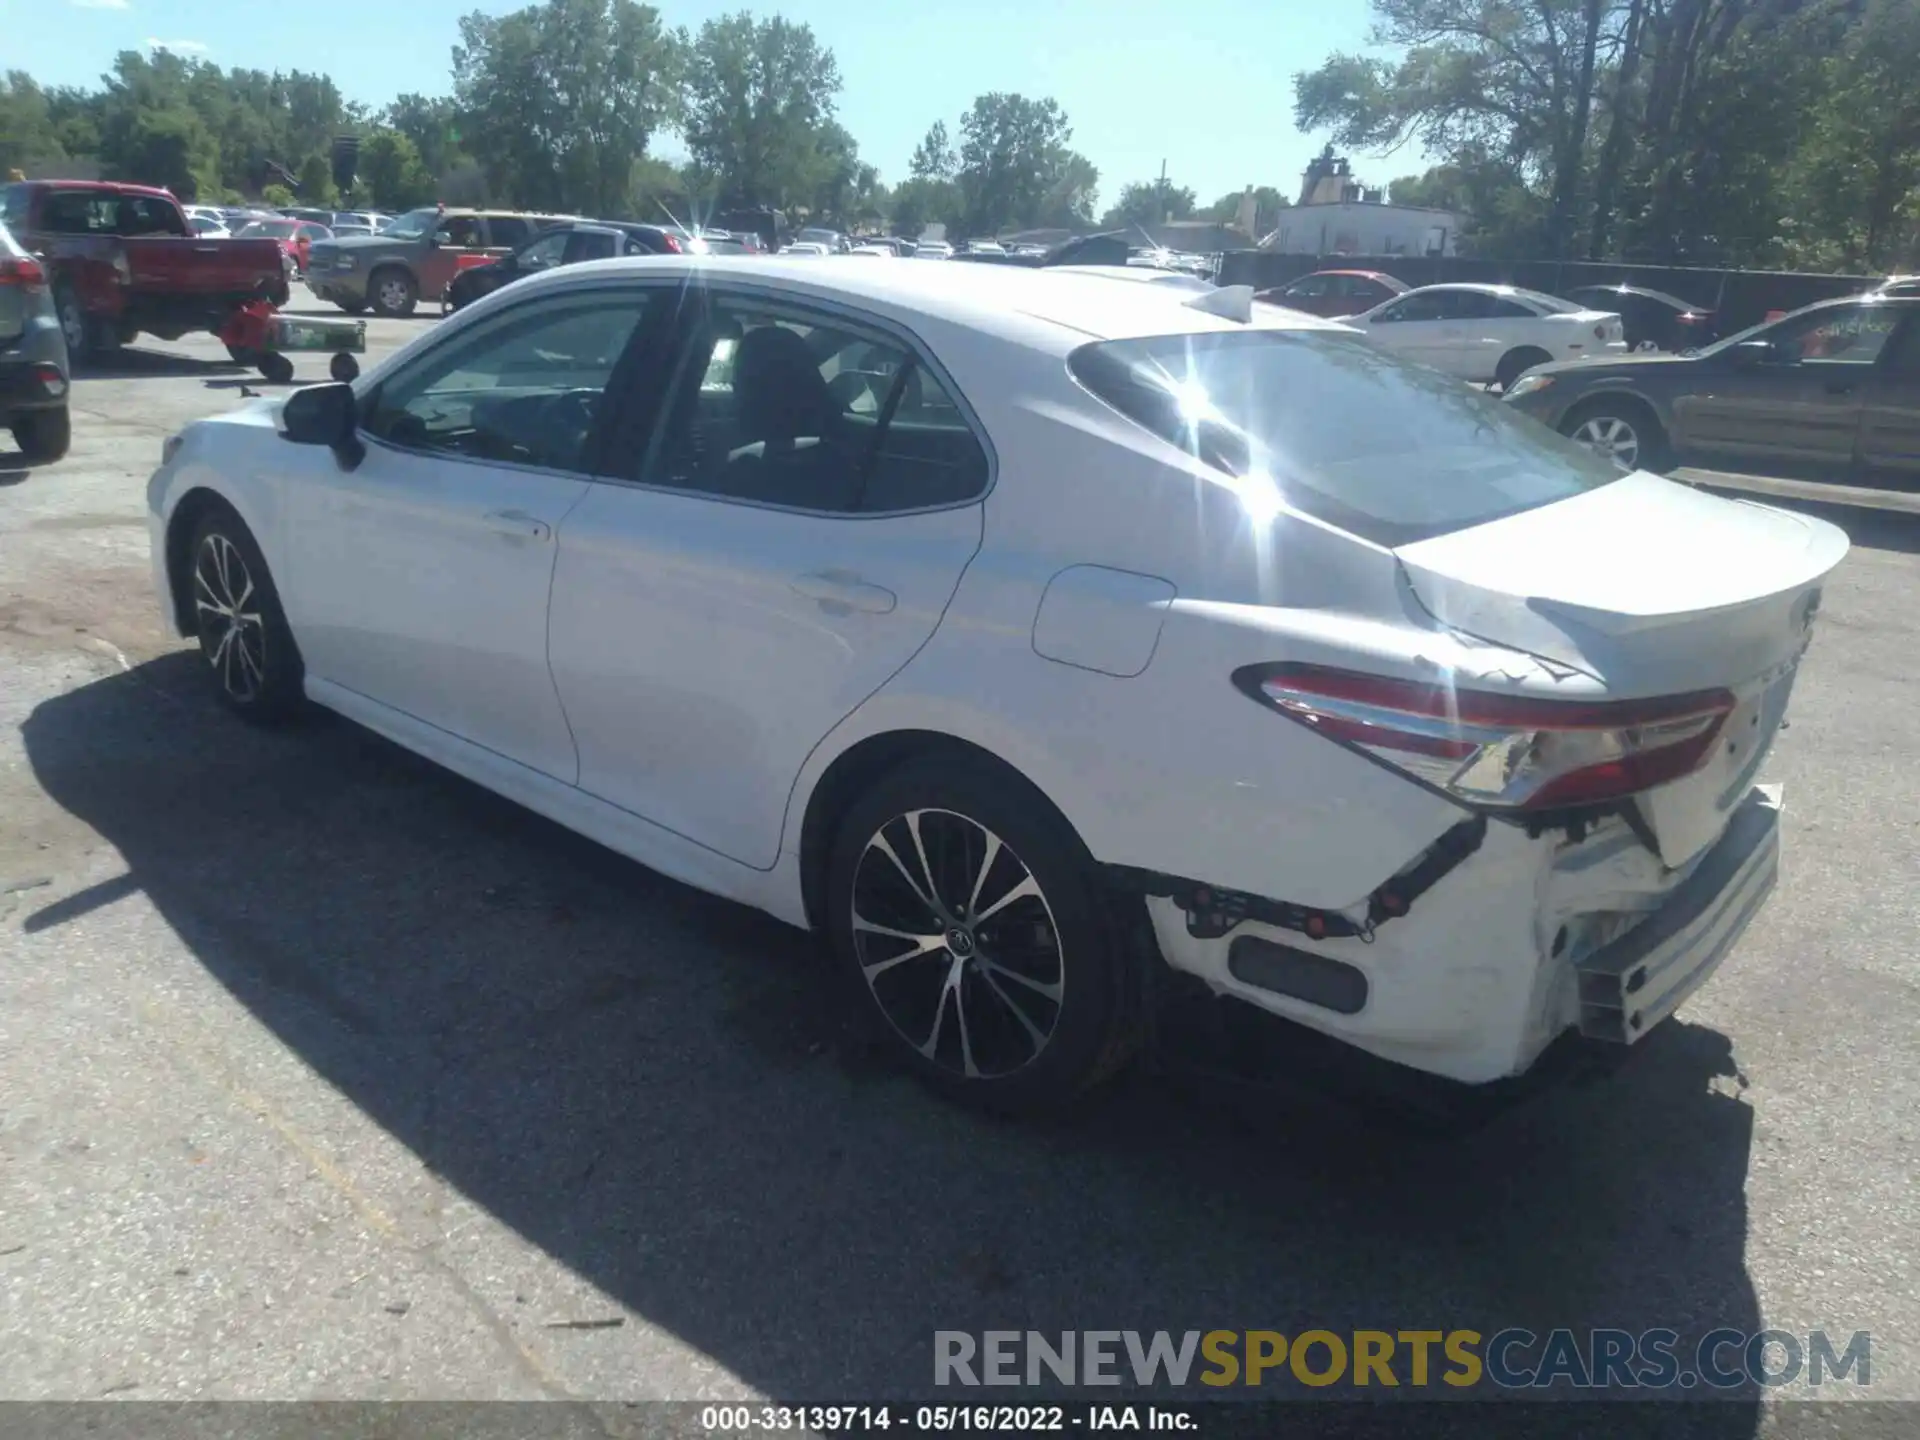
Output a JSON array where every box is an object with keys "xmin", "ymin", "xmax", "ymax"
[{"xmin": 0, "ymin": 180, "xmax": 289, "ymax": 361}]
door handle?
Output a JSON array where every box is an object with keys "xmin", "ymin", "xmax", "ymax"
[
  {"xmin": 483, "ymin": 508, "xmax": 551, "ymax": 541},
  {"xmin": 791, "ymin": 571, "xmax": 897, "ymax": 614}
]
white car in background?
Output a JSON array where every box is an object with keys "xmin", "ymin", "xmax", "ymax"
[
  {"xmin": 146, "ymin": 257, "xmax": 1841, "ymax": 1115},
  {"xmin": 913, "ymin": 241, "xmax": 954, "ymax": 260},
  {"xmin": 783, "ymin": 242, "xmax": 830, "ymax": 257},
  {"xmin": 1350, "ymin": 283, "xmax": 1628, "ymax": 389},
  {"xmin": 851, "ymin": 244, "xmax": 896, "ymax": 258}
]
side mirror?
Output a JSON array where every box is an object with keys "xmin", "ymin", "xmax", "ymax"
[
  {"xmin": 280, "ymin": 381, "xmax": 362, "ymax": 465},
  {"xmin": 1730, "ymin": 338, "xmax": 1786, "ymax": 369},
  {"xmin": 432, "ymin": 230, "xmax": 453, "ymax": 247}
]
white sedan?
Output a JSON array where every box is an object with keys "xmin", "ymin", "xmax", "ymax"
[
  {"xmin": 147, "ymin": 257, "xmax": 1842, "ymax": 1114},
  {"xmin": 1348, "ymin": 282, "xmax": 1628, "ymax": 388}
]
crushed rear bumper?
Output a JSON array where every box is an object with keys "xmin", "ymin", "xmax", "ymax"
[{"xmin": 1575, "ymin": 785, "xmax": 1779, "ymax": 1044}]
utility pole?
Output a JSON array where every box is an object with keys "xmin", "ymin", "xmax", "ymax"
[{"xmin": 1157, "ymin": 157, "xmax": 1168, "ymax": 224}]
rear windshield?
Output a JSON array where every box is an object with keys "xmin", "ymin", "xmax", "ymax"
[{"xmin": 1067, "ymin": 329, "xmax": 1621, "ymax": 548}]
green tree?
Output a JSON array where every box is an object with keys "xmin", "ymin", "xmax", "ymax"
[
  {"xmin": 1202, "ymin": 185, "xmax": 1288, "ymax": 237},
  {"xmin": 681, "ymin": 11, "xmax": 841, "ymax": 209},
  {"xmin": 889, "ymin": 175, "xmax": 958, "ymax": 239},
  {"xmin": 454, "ymin": 0, "xmax": 680, "ymax": 216},
  {"xmin": 384, "ymin": 93, "xmax": 466, "ymax": 181},
  {"xmin": 357, "ymin": 130, "xmax": 435, "ymax": 210},
  {"xmin": 909, "ymin": 121, "xmax": 954, "ymax": 180},
  {"xmin": 953, "ymin": 92, "xmax": 1076, "ymax": 235},
  {"xmin": 296, "ymin": 153, "xmax": 337, "ymax": 205},
  {"xmin": 1100, "ymin": 177, "xmax": 1196, "ymax": 229},
  {"xmin": 0, "ymin": 72, "xmax": 69, "ymax": 177}
]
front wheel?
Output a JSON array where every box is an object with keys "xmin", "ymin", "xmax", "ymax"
[
  {"xmin": 1562, "ymin": 401, "xmax": 1669, "ymax": 473},
  {"xmin": 188, "ymin": 510, "xmax": 305, "ymax": 723},
  {"xmin": 336, "ymin": 298, "xmax": 369, "ymax": 316},
  {"xmin": 825, "ymin": 756, "xmax": 1144, "ymax": 1114},
  {"xmin": 367, "ymin": 268, "xmax": 417, "ymax": 318}
]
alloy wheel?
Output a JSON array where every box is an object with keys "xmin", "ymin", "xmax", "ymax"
[
  {"xmin": 849, "ymin": 808, "xmax": 1064, "ymax": 1080},
  {"xmin": 377, "ymin": 278, "xmax": 409, "ymax": 312},
  {"xmin": 1572, "ymin": 414, "xmax": 1641, "ymax": 471},
  {"xmin": 194, "ymin": 533, "xmax": 267, "ymax": 702}
]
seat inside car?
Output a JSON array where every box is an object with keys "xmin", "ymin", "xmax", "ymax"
[{"xmin": 713, "ymin": 324, "xmax": 859, "ymax": 509}]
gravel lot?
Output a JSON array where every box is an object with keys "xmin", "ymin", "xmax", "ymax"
[{"xmin": 1, "ymin": 303, "xmax": 1916, "ymax": 1424}]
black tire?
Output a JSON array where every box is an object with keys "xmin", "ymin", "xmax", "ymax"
[
  {"xmin": 336, "ymin": 298, "xmax": 369, "ymax": 316},
  {"xmin": 1560, "ymin": 397, "xmax": 1670, "ymax": 474},
  {"xmin": 186, "ymin": 508, "xmax": 305, "ymax": 724},
  {"xmin": 367, "ymin": 267, "xmax": 417, "ymax": 318},
  {"xmin": 1495, "ymin": 346, "xmax": 1553, "ymax": 391},
  {"xmin": 824, "ymin": 755, "xmax": 1146, "ymax": 1114},
  {"xmin": 259, "ymin": 353, "xmax": 295, "ymax": 385},
  {"xmin": 11, "ymin": 407, "xmax": 71, "ymax": 463},
  {"xmin": 225, "ymin": 343, "xmax": 259, "ymax": 366}
]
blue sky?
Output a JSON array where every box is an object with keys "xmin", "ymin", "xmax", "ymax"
[{"xmin": 16, "ymin": 0, "xmax": 1427, "ymax": 210}]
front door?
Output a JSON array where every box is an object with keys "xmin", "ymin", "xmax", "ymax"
[
  {"xmin": 1673, "ymin": 304, "xmax": 1894, "ymax": 471},
  {"xmin": 547, "ymin": 285, "xmax": 989, "ymax": 869},
  {"xmin": 1857, "ymin": 312, "xmax": 1920, "ymax": 478},
  {"xmin": 280, "ymin": 285, "xmax": 657, "ymax": 781}
]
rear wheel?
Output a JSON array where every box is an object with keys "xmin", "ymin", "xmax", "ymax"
[
  {"xmin": 259, "ymin": 353, "xmax": 295, "ymax": 385},
  {"xmin": 11, "ymin": 407, "xmax": 71, "ymax": 463},
  {"xmin": 1562, "ymin": 399, "xmax": 1669, "ymax": 473},
  {"xmin": 1495, "ymin": 346, "xmax": 1553, "ymax": 391},
  {"xmin": 825, "ymin": 756, "xmax": 1145, "ymax": 1115},
  {"xmin": 368, "ymin": 267, "xmax": 417, "ymax": 318},
  {"xmin": 187, "ymin": 509, "xmax": 305, "ymax": 723},
  {"xmin": 336, "ymin": 298, "xmax": 369, "ymax": 316}
]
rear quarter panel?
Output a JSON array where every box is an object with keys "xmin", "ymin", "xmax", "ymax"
[{"xmin": 786, "ymin": 321, "xmax": 1470, "ymax": 908}]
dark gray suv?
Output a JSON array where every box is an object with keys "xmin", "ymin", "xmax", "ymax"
[{"xmin": 0, "ymin": 219, "xmax": 71, "ymax": 463}]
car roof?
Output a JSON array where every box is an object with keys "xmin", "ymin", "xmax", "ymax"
[
  {"xmin": 1567, "ymin": 283, "xmax": 1703, "ymax": 308},
  {"xmin": 526, "ymin": 254, "xmax": 1353, "ymax": 348},
  {"xmin": 1311, "ymin": 269, "xmax": 1395, "ymax": 280},
  {"xmin": 25, "ymin": 179, "xmax": 174, "ymax": 198}
]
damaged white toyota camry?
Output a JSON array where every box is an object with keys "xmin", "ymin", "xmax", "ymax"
[{"xmin": 146, "ymin": 256, "xmax": 1846, "ymax": 1113}]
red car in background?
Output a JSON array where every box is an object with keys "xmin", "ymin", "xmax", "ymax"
[
  {"xmin": 1254, "ymin": 269, "xmax": 1409, "ymax": 318},
  {"xmin": 236, "ymin": 217, "xmax": 333, "ymax": 276},
  {"xmin": 1, "ymin": 179, "xmax": 287, "ymax": 360}
]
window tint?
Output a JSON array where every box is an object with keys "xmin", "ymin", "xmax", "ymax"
[
  {"xmin": 38, "ymin": 190, "xmax": 107, "ymax": 234},
  {"xmin": 1067, "ymin": 329, "xmax": 1620, "ymax": 548},
  {"xmin": 641, "ymin": 295, "xmax": 988, "ymax": 513},
  {"xmin": 442, "ymin": 216, "xmax": 484, "ymax": 248},
  {"xmin": 518, "ymin": 231, "xmax": 571, "ymax": 269},
  {"xmin": 1488, "ymin": 297, "xmax": 1540, "ymax": 319},
  {"xmin": 1764, "ymin": 304, "xmax": 1902, "ymax": 365},
  {"xmin": 569, "ymin": 230, "xmax": 620, "ymax": 262},
  {"xmin": 1, "ymin": 185, "xmax": 28, "ymax": 231},
  {"xmin": 1284, "ymin": 275, "xmax": 1331, "ymax": 298},
  {"xmin": 1377, "ymin": 291, "xmax": 1450, "ymax": 322},
  {"xmin": 488, "ymin": 217, "xmax": 532, "ymax": 248},
  {"xmin": 1882, "ymin": 319, "xmax": 1920, "ymax": 377},
  {"xmin": 363, "ymin": 290, "xmax": 652, "ymax": 472}
]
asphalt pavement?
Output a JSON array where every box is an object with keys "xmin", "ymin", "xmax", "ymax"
[{"xmin": 0, "ymin": 303, "xmax": 1916, "ymax": 1424}]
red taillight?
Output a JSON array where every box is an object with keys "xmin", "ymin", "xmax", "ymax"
[
  {"xmin": 661, "ymin": 233, "xmax": 683, "ymax": 253},
  {"xmin": 0, "ymin": 256, "xmax": 47, "ymax": 292},
  {"xmin": 1236, "ymin": 663, "xmax": 1734, "ymax": 812}
]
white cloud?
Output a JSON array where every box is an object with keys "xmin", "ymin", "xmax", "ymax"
[
  {"xmin": 146, "ymin": 37, "xmax": 209, "ymax": 53},
  {"xmin": 70, "ymin": 0, "xmax": 131, "ymax": 9}
]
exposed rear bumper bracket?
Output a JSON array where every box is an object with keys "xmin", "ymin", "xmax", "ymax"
[{"xmin": 1575, "ymin": 785, "xmax": 1781, "ymax": 1044}]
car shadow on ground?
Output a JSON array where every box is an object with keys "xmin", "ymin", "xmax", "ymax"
[
  {"xmin": 71, "ymin": 348, "xmax": 243, "ymax": 381},
  {"xmin": 20, "ymin": 654, "xmax": 1766, "ymax": 1429}
]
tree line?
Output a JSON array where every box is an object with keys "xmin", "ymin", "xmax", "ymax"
[
  {"xmin": 1297, "ymin": 0, "xmax": 1920, "ymax": 271},
  {"xmin": 0, "ymin": 0, "xmax": 1298, "ymax": 243}
]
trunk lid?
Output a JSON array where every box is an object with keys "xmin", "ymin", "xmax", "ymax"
[
  {"xmin": 1394, "ymin": 471, "xmax": 1848, "ymax": 864},
  {"xmin": 122, "ymin": 236, "xmax": 286, "ymax": 296}
]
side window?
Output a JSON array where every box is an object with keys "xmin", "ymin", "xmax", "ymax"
[
  {"xmin": 1488, "ymin": 297, "xmax": 1540, "ymax": 319},
  {"xmin": 1285, "ymin": 275, "xmax": 1331, "ymax": 299},
  {"xmin": 1882, "ymin": 319, "xmax": 1920, "ymax": 378},
  {"xmin": 1767, "ymin": 305, "xmax": 1901, "ymax": 365},
  {"xmin": 363, "ymin": 290, "xmax": 653, "ymax": 472},
  {"xmin": 567, "ymin": 230, "xmax": 619, "ymax": 263},
  {"xmin": 1, "ymin": 185, "xmax": 28, "ymax": 230},
  {"xmin": 1381, "ymin": 292, "xmax": 1450, "ymax": 322},
  {"xmin": 518, "ymin": 231, "xmax": 572, "ymax": 270},
  {"xmin": 488, "ymin": 217, "xmax": 532, "ymax": 248},
  {"xmin": 1440, "ymin": 291, "xmax": 1501, "ymax": 320},
  {"xmin": 641, "ymin": 295, "xmax": 988, "ymax": 513},
  {"xmin": 442, "ymin": 216, "xmax": 485, "ymax": 248},
  {"xmin": 39, "ymin": 191, "xmax": 103, "ymax": 234}
]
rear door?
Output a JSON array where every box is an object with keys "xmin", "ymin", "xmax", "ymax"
[
  {"xmin": 1354, "ymin": 289, "xmax": 1456, "ymax": 365},
  {"xmin": 1857, "ymin": 312, "xmax": 1920, "ymax": 477},
  {"xmin": 1675, "ymin": 304, "xmax": 1894, "ymax": 470},
  {"xmin": 561, "ymin": 226, "xmax": 623, "ymax": 264},
  {"xmin": 546, "ymin": 283, "xmax": 989, "ymax": 869}
]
